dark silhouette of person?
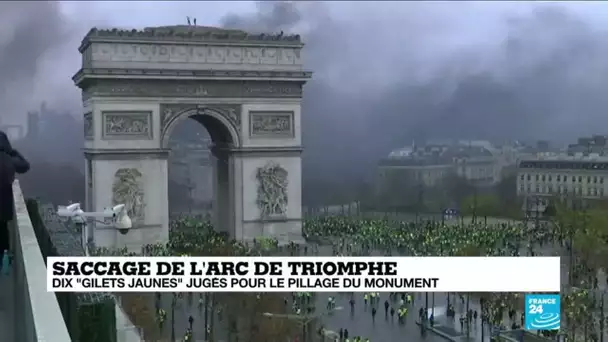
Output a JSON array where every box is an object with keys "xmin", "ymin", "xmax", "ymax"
[{"xmin": 0, "ymin": 131, "xmax": 29, "ymax": 270}]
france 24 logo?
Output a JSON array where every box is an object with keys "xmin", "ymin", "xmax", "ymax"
[{"xmin": 525, "ymin": 294, "xmax": 560, "ymax": 330}]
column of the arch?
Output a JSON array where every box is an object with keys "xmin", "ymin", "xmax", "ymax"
[
  {"xmin": 210, "ymin": 154, "xmax": 219, "ymax": 228},
  {"xmin": 86, "ymin": 151, "xmax": 170, "ymax": 252},
  {"xmin": 230, "ymin": 152, "xmax": 244, "ymax": 240},
  {"xmin": 211, "ymin": 147, "xmax": 234, "ymax": 237},
  {"xmin": 238, "ymin": 150, "xmax": 304, "ymax": 244},
  {"xmin": 81, "ymin": 100, "xmax": 169, "ymax": 252},
  {"xmin": 237, "ymin": 103, "xmax": 305, "ymax": 244}
]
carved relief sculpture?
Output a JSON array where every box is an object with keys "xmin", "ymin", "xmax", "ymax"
[
  {"xmin": 102, "ymin": 111, "xmax": 152, "ymax": 139},
  {"xmin": 256, "ymin": 162, "xmax": 288, "ymax": 218},
  {"xmin": 250, "ymin": 111, "xmax": 294, "ymax": 137},
  {"xmin": 112, "ymin": 168, "xmax": 145, "ymax": 223},
  {"xmin": 84, "ymin": 112, "xmax": 93, "ymax": 139}
]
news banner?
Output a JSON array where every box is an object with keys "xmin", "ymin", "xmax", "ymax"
[{"xmin": 47, "ymin": 257, "xmax": 561, "ymax": 293}]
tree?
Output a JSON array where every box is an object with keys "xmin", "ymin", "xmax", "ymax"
[
  {"xmin": 553, "ymin": 199, "xmax": 608, "ymax": 272},
  {"xmin": 375, "ymin": 169, "xmax": 418, "ymax": 211},
  {"xmin": 495, "ymin": 169, "xmax": 517, "ymax": 207},
  {"xmin": 120, "ymin": 293, "xmax": 162, "ymax": 341},
  {"xmin": 460, "ymin": 194, "xmax": 502, "ymax": 218}
]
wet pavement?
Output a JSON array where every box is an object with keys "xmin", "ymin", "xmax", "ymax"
[
  {"xmin": 148, "ymin": 228, "xmax": 593, "ymax": 341},
  {"xmin": 319, "ymin": 292, "xmax": 446, "ymax": 342},
  {"xmin": 317, "ymin": 292, "xmax": 523, "ymax": 342}
]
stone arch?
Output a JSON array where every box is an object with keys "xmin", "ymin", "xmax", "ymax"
[
  {"xmin": 160, "ymin": 105, "xmax": 241, "ymax": 149},
  {"xmin": 77, "ymin": 24, "xmax": 311, "ymax": 248}
]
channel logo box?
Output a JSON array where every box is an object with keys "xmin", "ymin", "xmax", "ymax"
[{"xmin": 525, "ymin": 294, "xmax": 560, "ymax": 330}]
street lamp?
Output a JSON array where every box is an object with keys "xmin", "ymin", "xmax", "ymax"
[
  {"xmin": 203, "ymin": 292, "xmax": 209, "ymax": 341},
  {"xmin": 480, "ymin": 298, "xmax": 485, "ymax": 342},
  {"xmin": 600, "ymin": 290, "xmax": 605, "ymax": 342},
  {"xmin": 171, "ymin": 293, "xmax": 176, "ymax": 342},
  {"xmin": 465, "ymin": 293, "xmax": 470, "ymax": 338},
  {"xmin": 472, "ymin": 187, "xmax": 478, "ymax": 224}
]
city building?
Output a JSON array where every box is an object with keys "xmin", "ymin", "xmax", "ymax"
[
  {"xmin": 378, "ymin": 140, "xmax": 504, "ymax": 188},
  {"xmin": 380, "ymin": 143, "xmax": 453, "ymax": 188},
  {"xmin": 517, "ymin": 153, "xmax": 608, "ymax": 211},
  {"xmin": 376, "ymin": 140, "xmax": 510, "ymax": 210},
  {"xmin": 27, "ymin": 111, "xmax": 40, "ymax": 139},
  {"xmin": 567, "ymin": 135, "xmax": 608, "ymax": 155}
]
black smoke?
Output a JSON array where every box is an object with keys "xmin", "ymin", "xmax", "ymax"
[
  {"xmin": 0, "ymin": 2, "xmax": 88, "ymax": 204},
  {"xmin": 0, "ymin": 2, "xmax": 83, "ymax": 126},
  {"xmin": 221, "ymin": 2, "xmax": 608, "ymax": 186},
  {"xmin": 5, "ymin": 2, "xmax": 608, "ymax": 205}
]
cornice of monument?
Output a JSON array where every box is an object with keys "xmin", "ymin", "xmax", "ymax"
[
  {"xmin": 79, "ymin": 25, "xmax": 304, "ymax": 52},
  {"xmin": 73, "ymin": 68, "xmax": 312, "ymax": 86}
]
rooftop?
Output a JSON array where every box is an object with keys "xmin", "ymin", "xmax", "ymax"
[
  {"xmin": 384, "ymin": 142, "xmax": 494, "ymax": 167},
  {"xmin": 79, "ymin": 25, "xmax": 303, "ymax": 51},
  {"xmin": 519, "ymin": 159, "xmax": 608, "ymax": 170},
  {"xmin": 521, "ymin": 153, "xmax": 608, "ymax": 162},
  {"xmin": 379, "ymin": 156, "xmax": 454, "ymax": 167}
]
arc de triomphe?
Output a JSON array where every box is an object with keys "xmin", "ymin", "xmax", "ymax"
[{"xmin": 75, "ymin": 26, "xmax": 311, "ymax": 250}]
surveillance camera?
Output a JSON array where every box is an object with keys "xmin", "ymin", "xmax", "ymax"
[
  {"xmin": 113, "ymin": 204, "xmax": 125, "ymax": 216},
  {"xmin": 56, "ymin": 202, "xmax": 132, "ymax": 231},
  {"xmin": 57, "ymin": 203, "xmax": 82, "ymax": 217},
  {"xmin": 113, "ymin": 204, "xmax": 132, "ymax": 232}
]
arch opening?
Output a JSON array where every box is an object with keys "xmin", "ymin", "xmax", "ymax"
[
  {"xmin": 162, "ymin": 107, "xmax": 240, "ymax": 150},
  {"xmin": 189, "ymin": 113, "xmax": 235, "ymax": 146},
  {"xmin": 166, "ymin": 111, "xmax": 236, "ymax": 238}
]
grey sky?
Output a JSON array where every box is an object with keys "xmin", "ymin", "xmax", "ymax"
[{"xmin": 4, "ymin": 1, "xmax": 608, "ymax": 180}]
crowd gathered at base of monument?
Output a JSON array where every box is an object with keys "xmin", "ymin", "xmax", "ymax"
[{"xmin": 79, "ymin": 213, "xmax": 608, "ymax": 342}]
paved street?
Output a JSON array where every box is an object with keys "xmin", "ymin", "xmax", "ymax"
[
  {"xmin": 317, "ymin": 292, "xmax": 508, "ymax": 342},
  {"xmin": 154, "ymin": 291, "xmax": 479, "ymax": 341},
  {"xmin": 319, "ymin": 292, "xmax": 447, "ymax": 342},
  {"xmin": 148, "ymin": 232, "xmax": 591, "ymax": 341}
]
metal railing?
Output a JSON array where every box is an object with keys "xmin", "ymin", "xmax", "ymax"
[{"xmin": 11, "ymin": 180, "xmax": 70, "ymax": 341}]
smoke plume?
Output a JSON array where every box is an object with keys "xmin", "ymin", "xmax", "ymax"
[
  {"xmin": 221, "ymin": 2, "xmax": 608, "ymax": 182},
  {"xmin": 4, "ymin": 2, "xmax": 608, "ymax": 186},
  {"xmin": 0, "ymin": 1, "xmax": 82, "ymax": 126}
]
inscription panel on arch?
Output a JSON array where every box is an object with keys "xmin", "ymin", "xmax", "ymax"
[
  {"xmin": 249, "ymin": 111, "xmax": 294, "ymax": 138},
  {"xmin": 102, "ymin": 111, "xmax": 153, "ymax": 140}
]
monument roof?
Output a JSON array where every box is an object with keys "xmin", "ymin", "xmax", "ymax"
[{"xmin": 80, "ymin": 25, "xmax": 303, "ymax": 51}]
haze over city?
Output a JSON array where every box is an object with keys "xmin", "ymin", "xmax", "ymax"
[{"xmin": 5, "ymin": 2, "xmax": 608, "ymax": 190}]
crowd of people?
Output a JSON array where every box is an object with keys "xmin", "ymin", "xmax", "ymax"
[{"xmin": 87, "ymin": 214, "xmax": 605, "ymax": 341}]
